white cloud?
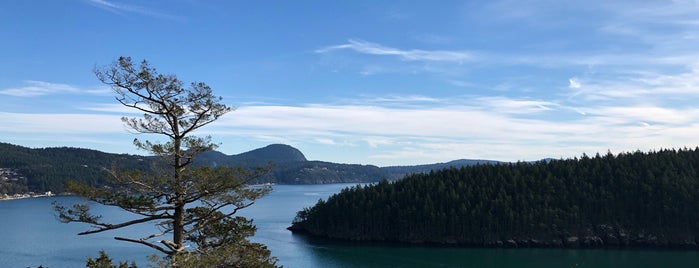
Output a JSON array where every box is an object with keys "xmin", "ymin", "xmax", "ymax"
[
  {"xmin": 80, "ymin": 103, "xmax": 142, "ymax": 114},
  {"xmin": 86, "ymin": 0, "xmax": 182, "ymax": 21},
  {"xmin": 0, "ymin": 81, "xmax": 110, "ymax": 97},
  {"xmin": 0, "ymin": 112, "xmax": 124, "ymax": 133},
  {"xmin": 364, "ymin": 136, "xmax": 396, "ymax": 148},
  {"xmin": 4, "ymin": 93, "xmax": 699, "ymax": 165},
  {"xmin": 568, "ymin": 77, "xmax": 581, "ymax": 89},
  {"xmin": 316, "ymin": 39, "xmax": 473, "ymax": 63},
  {"xmin": 315, "ymin": 138, "xmax": 336, "ymax": 145},
  {"xmin": 581, "ymin": 106, "xmax": 693, "ymax": 125},
  {"xmin": 477, "ymin": 97, "xmax": 557, "ymax": 114},
  {"xmin": 564, "ymin": 64, "xmax": 699, "ymax": 102},
  {"xmin": 205, "ymin": 97, "xmax": 699, "ymax": 164},
  {"xmin": 344, "ymin": 94, "xmax": 443, "ymax": 107}
]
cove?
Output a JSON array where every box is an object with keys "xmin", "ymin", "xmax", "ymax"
[{"xmin": 1, "ymin": 183, "xmax": 699, "ymax": 267}]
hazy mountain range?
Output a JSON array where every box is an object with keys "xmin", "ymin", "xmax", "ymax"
[
  {"xmin": 0, "ymin": 142, "xmax": 498, "ymax": 194},
  {"xmin": 195, "ymin": 144, "xmax": 500, "ymax": 183}
]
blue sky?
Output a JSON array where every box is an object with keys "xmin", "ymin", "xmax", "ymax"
[{"xmin": 1, "ymin": 0, "xmax": 699, "ymax": 166}]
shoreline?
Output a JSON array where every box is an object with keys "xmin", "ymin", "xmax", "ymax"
[
  {"xmin": 0, "ymin": 191, "xmax": 55, "ymax": 201},
  {"xmin": 288, "ymin": 231, "xmax": 699, "ymax": 251}
]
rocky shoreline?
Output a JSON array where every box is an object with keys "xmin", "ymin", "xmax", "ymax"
[
  {"xmin": 0, "ymin": 191, "xmax": 54, "ymax": 201},
  {"xmin": 289, "ymin": 223, "xmax": 699, "ymax": 249}
]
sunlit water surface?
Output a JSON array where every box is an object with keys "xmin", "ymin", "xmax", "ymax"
[{"xmin": 2, "ymin": 183, "xmax": 699, "ymax": 267}]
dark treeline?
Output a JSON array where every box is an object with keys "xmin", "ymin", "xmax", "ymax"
[
  {"xmin": 289, "ymin": 148, "xmax": 699, "ymax": 248},
  {"xmin": 0, "ymin": 142, "xmax": 150, "ymax": 194}
]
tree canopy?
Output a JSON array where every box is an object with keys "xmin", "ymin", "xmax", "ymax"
[
  {"xmin": 54, "ymin": 57, "xmax": 279, "ymax": 267},
  {"xmin": 291, "ymin": 148, "xmax": 699, "ymax": 249}
]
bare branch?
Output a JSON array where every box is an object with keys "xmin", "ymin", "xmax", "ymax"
[
  {"xmin": 115, "ymin": 236, "xmax": 174, "ymax": 255},
  {"xmin": 140, "ymin": 229, "xmax": 171, "ymax": 242},
  {"xmin": 79, "ymin": 214, "xmax": 171, "ymax": 235}
]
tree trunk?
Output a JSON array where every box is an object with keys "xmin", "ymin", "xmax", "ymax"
[
  {"xmin": 172, "ymin": 123, "xmax": 185, "ymax": 253},
  {"xmin": 173, "ymin": 203, "xmax": 185, "ymax": 252}
]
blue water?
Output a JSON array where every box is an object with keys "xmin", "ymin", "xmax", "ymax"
[{"xmin": 2, "ymin": 183, "xmax": 699, "ymax": 267}]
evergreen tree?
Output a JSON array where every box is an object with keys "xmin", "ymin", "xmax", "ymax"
[
  {"xmin": 290, "ymin": 148, "xmax": 699, "ymax": 248},
  {"xmin": 54, "ymin": 57, "xmax": 279, "ymax": 267}
]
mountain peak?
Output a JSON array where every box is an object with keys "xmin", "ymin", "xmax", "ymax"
[{"xmin": 237, "ymin": 144, "xmax": 307, "ymax": 163}]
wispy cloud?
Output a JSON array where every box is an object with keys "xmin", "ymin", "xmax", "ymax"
[
  {"xmin": 0, "ymin": 112, "xmax": 123, "ymax": 133},
  {"xmin": 565, "ymin": 65, "xmax": 699, "ymax": 103},
  {"xmin": 201, "ymin": 93, "xmax": 699, "ymax": 164},
  {"xmin": 3, "ymin": 93, "xmax": 699, "ymax": 165},
  {"xmin": 317, "ymin": 39, "xmax": 473, "ymax": 63},
  {"xmin": 80, "ymin": 103, "xmax": 142, "ymax": 114},
  {"xmin": 0, "ymin": 81, "xmax": 110, "ymax": 97},
  {"xmin": 86, "ymin": 0, "xmax": 182, "ymax": 21},
  {"xmin": 476, "ymin": 97, "xmax": 558, "ymax": 114},
  {"xmin": 341, "ymin": 94, "xmax": 444, "ymax": 108},
  {"xmin": 581, "ymin": 106, "xmax": 695, "ymax": 126},
  {"xmin": 568, "ymin": 77, "xmax": 581, "ymax": 89},
  {"xmin": 8, "ymin": 0, "xmax": 699, "ymax": 165}
]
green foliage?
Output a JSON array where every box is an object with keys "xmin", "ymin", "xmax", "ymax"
[
  {"xmin": 86, "ymin": 251, "xmax": 137, "ymax": 268},
  {"xmin": 1, "ymin": 140, "xmax": 495, "ymax": 193},
  {"xmin": 165, "ymin": 243, "xmax": 279, "ymax": 268},
  {"xmin": 0, "ymin": 142, "xmax": 151, "ymax": 194},
  {"xmin": 54, "ymin": 57, "xmax": 279, "ymax": 267},
  {"xmin": 291, "ymin": 148, "xmax": 699, "ymax": 247}
]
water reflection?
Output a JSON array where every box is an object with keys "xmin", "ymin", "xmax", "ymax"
[
  {"xmin": 3, "ymin": 184, "xmax": 699, "ymax": 268},
  {"xmin": 292, "ymin": 234, "xmax": 699, "ymax": 268}
]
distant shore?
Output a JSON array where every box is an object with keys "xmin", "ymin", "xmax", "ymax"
[{"xmin": 0, "ymin": 191, "xmax": 55, "ymax": 201}]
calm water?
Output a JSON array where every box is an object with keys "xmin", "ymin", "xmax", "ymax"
[{"xmin": 2, "ymin": 183, "xmax": 699, "ymax": 267}]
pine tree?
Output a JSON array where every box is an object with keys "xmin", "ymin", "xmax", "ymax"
[{"xmin": 54, "ymin": 56, "xmax": 279, "ymax": 267}]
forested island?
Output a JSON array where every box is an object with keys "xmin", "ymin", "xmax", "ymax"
[{"xmin": 289, "ymin": 148, "xmax": 699, "ymax": 249}]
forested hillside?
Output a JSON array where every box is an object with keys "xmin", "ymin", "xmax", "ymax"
[
  {"xmin": 0, "ymin": 142, "xmax": 494, "ymax": 195},
  {"xmin": 192, "ymin": 144, "xmax": 384, "ymax": 184},
  {"xmin": 195, "ymin": 144, "xmax": 495, "ymax": 184},
  {"xmin": 0, "ymin": 142, "xmax": 150, "ymax": 194},
  {"xmin": 289, "ymin": 148, "xmax": 699, "ymax": 249}
]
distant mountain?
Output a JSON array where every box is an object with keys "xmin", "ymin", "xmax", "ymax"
[
  {"xmin": 195, "ymin": 144, "xmax": 307, "ymax": 167},
  {"xmin": 193, "ymin": 144, "xmax": 385, "ymax": 184},
  {"xmin": 237, "ymin": 144, "xmax": 307, "ymax": 163},
  {"xmin": 0, "ymin": 142, "xmax": 499, "ymax": 194},
  {"xmin": 193, "ymin": 144, "xmax": 495, "ymax": 184}
]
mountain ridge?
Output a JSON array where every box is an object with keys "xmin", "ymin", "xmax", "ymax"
[{"xmin": 0, "ymin": 142, "xmax": 498, "ymax": 194}]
